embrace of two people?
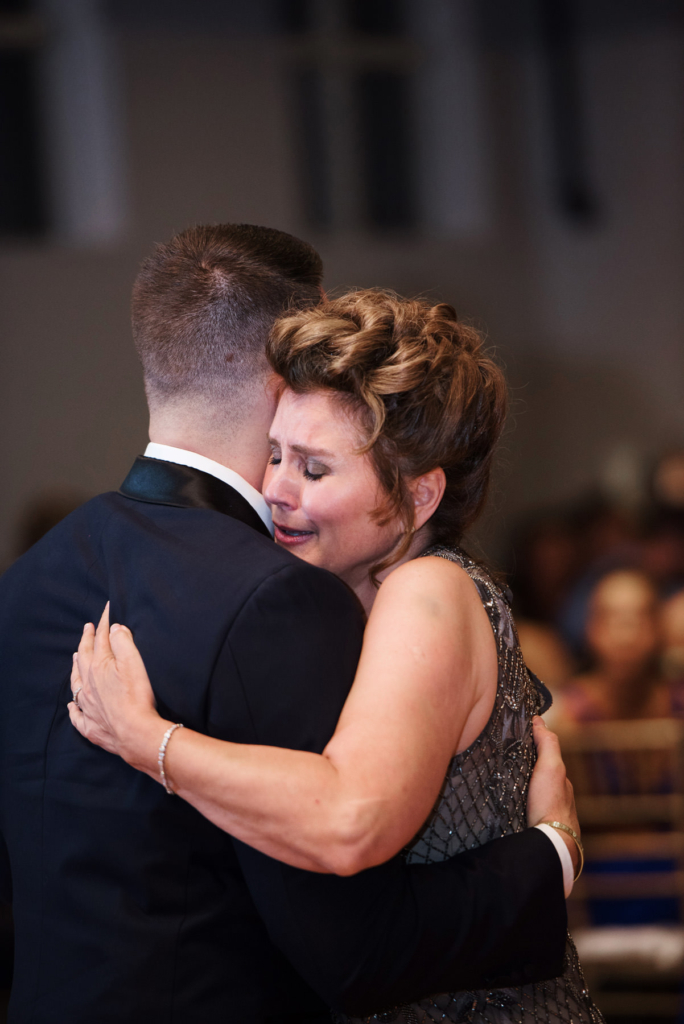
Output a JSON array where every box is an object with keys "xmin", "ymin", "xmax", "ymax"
[{"xmin": 0, "ymin": 225, "xmax": 603, "ymax": 1024}]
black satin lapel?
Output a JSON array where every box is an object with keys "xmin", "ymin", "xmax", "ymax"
[{"xmin": 119, "ymin": 456, "xmax": 272, "ymax": 539}]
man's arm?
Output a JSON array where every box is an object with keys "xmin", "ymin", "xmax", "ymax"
[{"xmin": 221, "ymin": 561, "xmax": 568, "ymax": 1015}]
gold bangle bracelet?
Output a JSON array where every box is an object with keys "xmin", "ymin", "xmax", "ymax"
[{"xmin": 541, "ymin": 820, "xmax": 584, "ymax": 882}]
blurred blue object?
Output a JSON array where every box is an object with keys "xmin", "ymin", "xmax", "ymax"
[{"xmin": 586, "ymin": 857, "xmax": 680, "ymax": 926}]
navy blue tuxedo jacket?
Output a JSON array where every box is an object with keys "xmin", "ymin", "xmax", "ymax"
[{"xmin": 0, "ymin": 457, "xmax": 567, "ymax": 1023}]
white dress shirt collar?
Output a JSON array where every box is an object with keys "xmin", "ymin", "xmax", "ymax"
[{"xmin": 144, "ymin": 442, "xmax": 273, "ymax": 536}]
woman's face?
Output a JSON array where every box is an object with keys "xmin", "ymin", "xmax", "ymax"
[
  {"xmin": 586, "ymin": 571, "xmax": 661, "ymax": 672},
  {"xmin": 263, "ymin": 388, "xmax": 405, "ymax": 588}
]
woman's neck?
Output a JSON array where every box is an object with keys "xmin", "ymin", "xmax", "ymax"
[{"xmin": 351, "ymin": 526, "xmax": 435, "ymax": 616}]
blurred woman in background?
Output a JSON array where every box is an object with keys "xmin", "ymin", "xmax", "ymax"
[{"xmin": 555, "ymin": 569, "xmax": 684, "ymax": 725}]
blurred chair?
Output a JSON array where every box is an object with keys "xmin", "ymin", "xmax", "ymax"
[{"xmin": 561, "ymin": 719, "xmax": 684, "ymax": 1020}]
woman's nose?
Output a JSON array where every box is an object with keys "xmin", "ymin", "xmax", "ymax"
[{"xmin": 263, "ymin": 463, "xmax": 299, "ymax": 511}]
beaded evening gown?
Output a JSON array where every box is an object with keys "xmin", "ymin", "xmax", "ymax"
[{"xmin": 336, "ymin": 545, "xmax": 604, "ymax": 1024}]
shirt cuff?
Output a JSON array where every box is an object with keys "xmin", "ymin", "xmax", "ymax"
[{"xmin": 534, "ymin": 823, "xmax": 574, "ymax": 898}]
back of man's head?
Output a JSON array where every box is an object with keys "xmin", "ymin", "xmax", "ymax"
[{"xmin": 132, "ymin": 224, "xmax": 323, "ymax": 410}]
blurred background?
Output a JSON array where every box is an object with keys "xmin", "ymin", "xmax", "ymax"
[{"xmin": 1, "ymin": 0, "xmax": 684, "ymax": 1021}]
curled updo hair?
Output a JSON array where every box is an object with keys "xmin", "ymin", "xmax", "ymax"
[{"xmin": 267, "ymin": 289, "xmax": 508, "ymax": 576}]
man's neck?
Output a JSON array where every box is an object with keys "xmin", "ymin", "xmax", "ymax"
[
  {"xmin": 148, "ymin": 431, "xmax": 265, "ymax": 491},
  {"xmin": 148, "ymin": 399, "xmax": 274, "ymax": 492}
]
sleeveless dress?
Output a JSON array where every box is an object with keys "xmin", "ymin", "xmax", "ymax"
[{"xmin": 336, "ymin": 545, "xmax": 604, "ymax": 1024}]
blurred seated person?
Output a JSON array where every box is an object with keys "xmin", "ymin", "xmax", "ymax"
[
  {"xmin": 509, "ymin": 512, "xmax": 580, "ymax": 623},
  {"xmin": 651, "ymin": 449, "xmax": 684, "ymax": 517},
  {"xmin": 638, "ymin": 450, "xmax": 684, "ymax": 596},
  {"xmin": 555, "ymin": 498, "xmax": 639, "ymax": 658},
  {"xmin": 661, "ymin": 587, "xmax": 684, "ymax": 681},
  {"xmin": 556, "ymin": 572, "xmax": 684, "ymax": 929},
  {"xmin": 515, "ymin": 620, "xmax": 574, "ymax": 728},
  {"xmin": 639, "ymin": 510, "xmax": 684, "ymax": 596},
  {"xmin": 555, "ymin": 569, "xmax": 683, "ymax": 726}
]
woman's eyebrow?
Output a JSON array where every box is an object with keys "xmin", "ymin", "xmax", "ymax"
[
  {"xmin": 290, "ymin": 442, "xmax": 334, "ymax": 459},
  {"xmin": 267, "ymin": 436, "xmax": 335, "ymax": 459}
]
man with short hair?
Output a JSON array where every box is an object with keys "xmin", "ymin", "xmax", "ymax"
[{"xmin": 0, "ymin": 224, "xmax": 574, "ymax": 1023}]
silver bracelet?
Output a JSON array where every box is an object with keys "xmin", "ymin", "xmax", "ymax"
[{"xmin": 158, "ymin": 723, "xmax": 184, "ymax": 795}]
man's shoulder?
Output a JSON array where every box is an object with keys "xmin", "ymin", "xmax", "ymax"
[
  {"xmin": 0, "ymin": 492, "xmax": 118, "ymax": 585},
  {"xmin": 238, "ymin": 550, "xmax": 362, "ymax": 621},
  {"xmin": 99, "ymin": 490, "xmax": 359, "ymax": 611},
  {"xmin": 1, "ymin": 489, "xmax": 361, "ymax": 624}
]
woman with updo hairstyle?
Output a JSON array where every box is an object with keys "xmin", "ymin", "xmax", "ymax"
[
  {"xmin": 71, "ymin": 290, "xmax": 600, "ymax": 1024},
  {"xmin": 266, "ymin": 289, "xmax": 507, "ymax": 587}
]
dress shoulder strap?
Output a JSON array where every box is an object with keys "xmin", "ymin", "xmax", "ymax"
[
  {"xmin": 419, "ymin": 544, "xmax": 511, "ymax": 634},
  {"xmin": 419, "ymin": 543, "xmax": 552, "ymax": 716}
]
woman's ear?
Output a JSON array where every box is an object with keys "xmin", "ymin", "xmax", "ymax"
[{"xmin": 409, "ymin": 468, "xmax": 446, "ymax": 531}]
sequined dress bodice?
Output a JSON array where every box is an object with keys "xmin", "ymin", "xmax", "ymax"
[{"xmin": 336, "ymin": 545, "xmax": 604, "ymax": 1024}]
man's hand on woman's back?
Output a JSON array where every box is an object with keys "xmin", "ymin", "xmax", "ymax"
[{"xmin": 528, "ymin": 716, "xmax": 580, "ymax": 872}]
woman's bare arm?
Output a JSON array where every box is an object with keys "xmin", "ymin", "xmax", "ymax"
[{"xmin": 70, "ymin": 557, "xmax": 497, "ymax": 875}]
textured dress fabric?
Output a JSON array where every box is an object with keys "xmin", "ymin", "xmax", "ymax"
[{"xmin": 335, "ymin": 545, "xmax": 604, "ymax": 1024}]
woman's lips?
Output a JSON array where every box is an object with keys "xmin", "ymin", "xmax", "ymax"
[{"xmin": 273, "ymin": 523, "xmax": 316, "ymax": 546}]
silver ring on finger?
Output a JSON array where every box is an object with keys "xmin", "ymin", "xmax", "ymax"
[{"xmin": 72, "ymin": 685, "xmax": 83, "ymax": 709}]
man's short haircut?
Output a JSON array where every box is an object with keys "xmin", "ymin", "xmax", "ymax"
[{"xmin": 131, "ymin": 224, "xmax": 323, "ymax": 404}]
